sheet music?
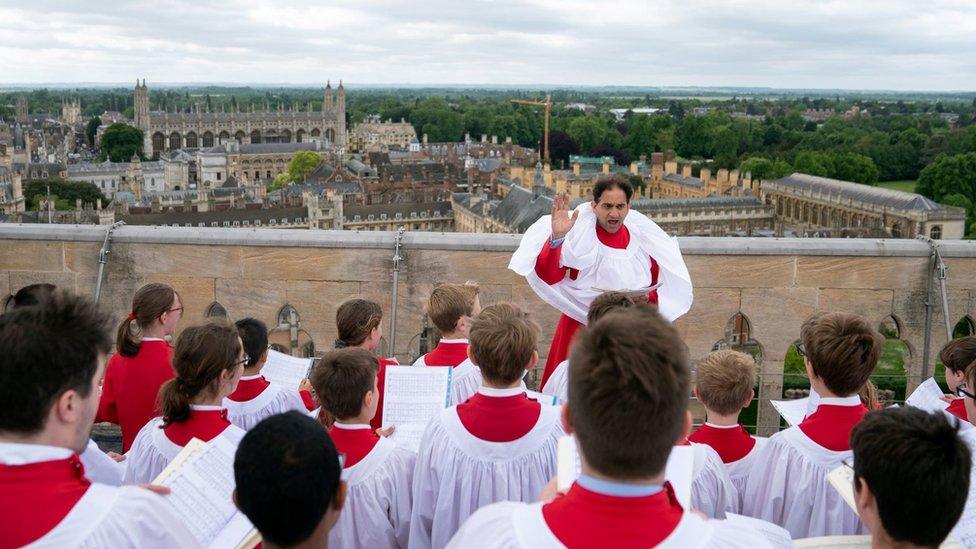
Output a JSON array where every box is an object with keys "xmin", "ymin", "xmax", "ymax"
[
  {"xmin": 793, "ymin": 535, "xmax": 871, "ymax": 548},
  {"xmin": 770, "ymin": 397, "xmax": 809, "ymax": 427},
  {"xmin": 262, "ymin": 349, "xmax": 313, "ymax": 390},
  {"xmin": 381, "ymin": 366, "xmax": 451, "ymax": 452},
  {"xmin": 153, "ymin": 436, "xmax": 256, "ymax": 549},
  {"xmin": 724, "ymin": 513, "xmax": 792, "ymax": 549},
  {"xmin": 590, "ymin": 282, "xmax": 664, "ymax": 299},
  {"xmin": 905, "ymin": 377, "xmax": 951, "ymax": 414},
  {"xmin": 555, "ymin": 435, "xmax": 693, "ymax": 508},
  {"xmin": 950, "ymin": 448, "xmax": 976, "ymax": 548},
  {"xmin": 826, "ymin": 465, "xmax": 858, "ymax": 514}
]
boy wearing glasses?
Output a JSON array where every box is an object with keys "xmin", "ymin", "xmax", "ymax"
[
  {"xmin": 413, "ymin": 282, "xmax": 484, "ymax": 404},
  {"xmin": 223, "ymin": 318, "xmax": 312, "ymax": 431},
  {"xmin": 742, "ymin": 312, "xmax": 883, "ymax": 539},
  {"xmin": 940, "ymin": 337, "xmax": 976, "ymax": 422}
]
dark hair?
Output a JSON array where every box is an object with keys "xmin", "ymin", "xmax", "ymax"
[
  {"xmin": 592, "ymin": 175, "xmax": 633, "ymax": 203},
  {"xmin": 311, "ymin": 348, "xmax": 379, "ymax": 420},
  {"xmin": 116, "ymin": 283, "xmax": 179, "ymax": 357},
  {"xmin": 0, "ymin": 290, "xmax": 113, "ymax": 434},
  {"xmin": 235, "ymin": 318, "xmax": 268, "ymax": 369},
  {"xmin": 586, "ymin": 291, "xmax": 634, "ymax": 324},
  {"xmin": 335, "ymin": 299, "xmax": 382, "ymax": 348},
  {"xmin": 940, "ymin": 336, "xmax": 976, "ymax": 375},
  {"xmin": 235, "ymin": 411, "xmax": 341, "ymax": 547},
  {"xmin": 158, "ymin": 320, "xmax": 242, "ymax": 426},
  {"xmin": 569, "ymin": 305, "xmax": 689, "ymax": 479},
  {"xmin": 469, "ymin": 303, "xmax": 539, "ymax": 385},
  {"xmin": 800, "ymin": 312, "xmax": 882, "ymax": 396},
  {"xmin": 12, "ymin": 283, "xmax": 57, "ymax": 308},
  {"xmin": 851, "ymin": 407, "xmax": 970, "ymax": 546}
]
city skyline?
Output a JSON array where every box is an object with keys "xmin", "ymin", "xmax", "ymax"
[{"xmin": 1, "ymin": 0, "xmax": 975, "ymax": 91}]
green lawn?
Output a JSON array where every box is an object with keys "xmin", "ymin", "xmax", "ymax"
[{"xmin": 879, "ymin": 180, "xmax": 917, "ymax": 193}]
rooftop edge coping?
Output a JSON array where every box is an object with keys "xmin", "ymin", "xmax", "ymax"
[{"xmin": 1, "ymin": 223, "xmax": 976, "ymax": 257}]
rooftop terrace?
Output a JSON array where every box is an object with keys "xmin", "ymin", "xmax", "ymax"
[{"xmin": 2, "ymin": 224, "xmax": 975, "ymax": 435}]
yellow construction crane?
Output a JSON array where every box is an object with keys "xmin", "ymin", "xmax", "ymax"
[{"xmin": 510, "ymin": 94, "xmax": 552, "ymax": 163}]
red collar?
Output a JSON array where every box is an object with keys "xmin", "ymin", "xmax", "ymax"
[
  {"xmin": 163, "ymin": 408, "xmax": 232, "ymax": 446},
  {"xmin": 456, "ymin": 392, "xmax": 541, "ymax": 442},
  {"xmin": 424, "ymin": 341, "xmax": 469, "ymax": 368},
  {"xmin": 799, "ymin": 404, "xmax": 868, "ymax": 451},
  {"xmin": 543, "ymin": 482, "xmax": 682, "ymax": 549},
  {"xmin": 596, "ymin": 223, "xmax": 630, "ymax": 249},
  {"xmin": 0, "ymin": 455, "xmax": 91, "ymax": 547},
  {"xmin": 687, "ymin": 424, "xmax": 756, "ymax": 463},
  {"xmin": 948, "ymin": 398, "xmax": 969, "ymax": 422},
  {"xmin": 329, "ymin": 425, "xmax": 381, "ymax": 467},
  {"xmin": 226, "ymin": 376, "xmax": 271, "ymax": 402}
]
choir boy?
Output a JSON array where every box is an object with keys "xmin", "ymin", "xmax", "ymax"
[
  {"xmin": 313, "ymin": 348, "xmax": 415, "ymax": 549},
  {"xmin": 410, "ymin": 303, "xmax": 563, "ymax": 549},
  {"xmin": 742, "ymin": 312, "xmax": 882, "ymax": 538},
  {"xmin": 447, "ymin": 306, "xmax": 770, "ymax": 548}
]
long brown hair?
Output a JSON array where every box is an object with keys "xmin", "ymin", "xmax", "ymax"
[
  {"xmin": 334, "ymin": 299, "xmax": 382, "ymax": 348},
  {"xmin": 116, "ymin": 283, "xmax": 179, "ymax": 357},
  {"xmin": 158, "ymin": 320, "xmax": 241, "ymax": 426}
]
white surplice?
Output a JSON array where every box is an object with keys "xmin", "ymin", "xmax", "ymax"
[
  {"xmin": 222, "ymin": 380, "xmax": 308, "ymax": 431},
  {"xmin": 690, "ymin": 442, "xmax": 740, "ymax": 518},
  {"xmin": 445, "ymin": 499, "xmax": 774, "ymax": 549},
  {"xmin": 79, "ymin": 438, "xmax": 125, "ymax": 486},
  {"xmin": 0, "ymin": 442, "xmax": 197, "ymax": 548},
  {"xmin": 329, "ymin": 434, "xmax": 416, "ymax": 549},
  {"xmin": 408, "ymin": 402, "xmax": 564, "ymax": 549},
  {"xmin": 725, "ymin": 437, "xmax": 768, "ymax": 511},
  {"xmin": 540, "ymin": 360, "xmax": 569, "ymax": 404},
  {"xmin": 508, "ymin": 202, "xmax": 693, "ymax": 324},
  {"xmin": 741, "ymin": 425, "xmax": 864, "ymax": 538},
  {"xmin": 122, "ymin": 414, "xmax": 245, "ymax": 485}
]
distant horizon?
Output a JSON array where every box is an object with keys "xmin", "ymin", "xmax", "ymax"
[{"xmin": 1, "ymin": 82, "xmax": 975, "ymax": 96}]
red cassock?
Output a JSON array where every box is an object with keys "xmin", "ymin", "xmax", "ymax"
[
  {"xmin": 95, "ymin": 339, "xmax": 174, "ymax": 452},
  {"xmin": 533, "ymin": 224, "xmax": 659, "ymax": 386}
]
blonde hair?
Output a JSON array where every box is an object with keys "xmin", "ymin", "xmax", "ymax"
[{"xmin": 694, "ymin": 350, "xmax": 757, "ymax": 415}]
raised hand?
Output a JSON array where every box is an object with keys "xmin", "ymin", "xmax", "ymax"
[{"xmin": 550, "ymin": 193, "xmax": 579, "ymax": 241}]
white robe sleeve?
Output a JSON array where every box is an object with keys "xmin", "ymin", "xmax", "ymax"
[
  {"xmin": 691, "ymin": 443, "xmax": 739, "ymax": 518},
  {"xmin": 224, "ymin": 384, "xmax": 308, "ymax": 431},
  {"xmin": 80, "ymin": 438, "xmax": 125, "ymax": 486},
  {"xmin": 122, "ymin": 418, "xmax": 177, "ymax": 485},
  {"xmin": 540, "ymin": 360, "xmax": 569, "ymax": 404},
  {"xmin": 409, "ymin": 406, "xmax": 563, "ymax": 549},
  {"xmin": 740, "ymin": 427, "xmax": 864, "ymax": 539},
  {"xmin": 445, "ymin": 502, "xmax": 533, "ymax": 549},
  {"xmin": 330, "ymin": 440, "xmax": 416, "ymax": 549},
  {"xmin": 35, "ymin": 483, "xmax": 198, "ymax": 548},
  {"xmin": 449, "ymin": 360, "xmax": 483, "ymax": 405},
  {"xmin": 726, "ymin": 437, "xmax": 768, "ymax": 511}
]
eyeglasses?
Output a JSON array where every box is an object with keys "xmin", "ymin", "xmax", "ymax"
[
  {"xmin": 796, "ymin": 343, "xmax": 806, "ymax": 357},
  {"xmin": 955, "ymin": 384, "xmax": 976, "ymax": 400},
  {"xmin": 167, "ymin": 306, "xmax": 184, "ymax": 314},
  {"xmin": 235, "ymin": 354, "xmax": 251, "ymax": 368}
]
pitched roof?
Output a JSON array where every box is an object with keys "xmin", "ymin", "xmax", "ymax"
[{"xmin": 764, "ymin": 173, "xmax": 947, "ymax": 212}]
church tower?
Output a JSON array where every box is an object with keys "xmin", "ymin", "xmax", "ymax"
[
  {"xmin": 134, "ymin": 80, "xmax": 150, "ymax": 131},
  {"xmin": 15, "ymin": 95, "xmax": 28, "ymax": 124},
  {"xmin": 324, "ymin": 81, "xmax": 334, "ymax": 112},
  {"xmin": 336, "ymin": 81, "xmax": 346, "ymax": 146}
]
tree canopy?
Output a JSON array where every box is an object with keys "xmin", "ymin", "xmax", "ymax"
[
  {"xmin": 98, "ymin": 123, "xmax": 144, "ymax": 162},
  {"xmin": 271, "ymin": 151, "xmax": 323, "ymax": 190}
]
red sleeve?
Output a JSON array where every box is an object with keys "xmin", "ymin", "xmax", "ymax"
[
  {"xmin": 95, "ymin": 358, "xmax": 119, "ymax": 424},
  {"xmin": 647, "ymin": 257, "xmax": 660, "ymax": 305},
  {"xmin": 300, "ymin": 389, "xmax": 316, "ymax": 411},
  {"xmin": 370, "ymin": 359, "xmax": 390, "ymax": 431},
  {"xmin": 534, "ymin": 239, "xmax": 568, "ymax": 286}
]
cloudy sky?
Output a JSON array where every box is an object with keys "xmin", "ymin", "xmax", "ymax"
[{"xmin": 1, "ymin": 0, "xmax": 974, "ymax": 90}]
